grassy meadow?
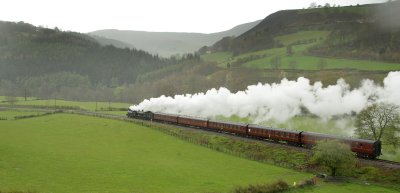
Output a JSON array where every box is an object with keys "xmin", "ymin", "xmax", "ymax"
[
  {"xmin": 0, "ymin": 97, "xmax": 129, "ymax": 111},
  {"xmin": 0, "ymin": 96, "xmax": 130, "ymax": 116},
  {"xmin": 0, "ymin": 112, "xmax": 311, "ymax": 193},
  {"xmin": 201, "ymin": 30, "xmax": 400, "ymax": 71}
]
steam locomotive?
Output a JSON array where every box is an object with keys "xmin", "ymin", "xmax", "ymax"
[{"xmin": 127, "ymin": 109, "xmax": 381, "ymax": 159}]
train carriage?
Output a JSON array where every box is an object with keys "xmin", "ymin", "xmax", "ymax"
[
  {"xmin": 247, "ymin": 124, "xmax": 302, "ymax": 144},
  {"xmin": 208, "ymin": 120, "xmax": 248, "ymax": 135},
  {"xmin": 178, "ymin": 116, "xmax": 208, "ymax": 128},
  {"xmin": 153, "ymin": 112, "xmax": 179, "ymax": 124},
  {"xmin": 301, "ymin": 132, "xmax": 381, "ymax": 158}
]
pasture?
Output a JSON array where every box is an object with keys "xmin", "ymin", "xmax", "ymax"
[
  {"xmin": 0, "ymin": 97, "xmax": 130, "ymax": 116},
  {"xmin": 201, "ymin": 30, "xmax": 400, "ymax": 71},
  {"xmin": 0, "ymin": 112, "xmax": 311, "ymax": 193}
]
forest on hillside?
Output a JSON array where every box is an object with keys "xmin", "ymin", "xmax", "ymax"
[{"xmin": 0, "ymin": 21, "xmax": 201, "ymax": 103}]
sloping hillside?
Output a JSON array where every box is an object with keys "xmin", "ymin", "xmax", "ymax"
[
  {"xmin": 206, "ymin": 2, "xmax": 400, "ymax": 63},
  {"xmin": 0, "ymin": 21, "xmax": 169, "ymax": 84},
  {"xmin": 89, "ymin": 20, "xmax": 260, "ymax": 57}
]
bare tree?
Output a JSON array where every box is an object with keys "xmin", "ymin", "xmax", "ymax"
[
  {"xmin": 355, "ymin": 103, "xmax": 400, "ymax": 142},
  {"xmin": 309, "ymin": 2, "xmax": 317, "ymax": 8}
]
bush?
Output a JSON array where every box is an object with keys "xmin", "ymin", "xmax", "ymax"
[
  {"xmin": 232, "ymin": 180, "xmax": 289, "ymax": 193},
  {"xmin": 14, "ymin": 111, "xmax": 62, "ymax": 120}
]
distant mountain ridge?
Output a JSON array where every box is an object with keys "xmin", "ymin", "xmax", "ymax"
[
  {"xmin": 90, "ymin": 34, "xmax": 135, "ymax": 49},
  {"xmin": 89, "ymin": 20, "xmax": 261, "ymax": 57}
]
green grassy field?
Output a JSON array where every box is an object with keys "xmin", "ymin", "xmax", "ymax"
[
  {"xmin": 0, "ymin": 97, "xmax": 130, "ymax": 111},
  {"xmin": 201, "ymin": 51, "xmax": 232, "ymax": 64},
  {"xmin": 0, "ymin": 113, "xmax": 311, "ymax": 193},
  {"xmin": 244, "ymin": 54, "xmax": 400, "ymax": 71},
  {"xmin": 202, "ymin": 30, "xmax": 400, "ymax": 71},
  {"xmin": 275, "ymin": 31, "xmax": 330, "ymax": 46},
  {"xmin": 210, "ymin": 45, "xmax": 400, "ymax": 71}
]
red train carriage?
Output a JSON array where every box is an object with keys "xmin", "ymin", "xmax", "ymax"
[
  {"xmin": 153, "ymin": 112, "xmax": 179, "ymax": 124},
  {"xmin": 247, "ymin": 124, "xmax": 302, "ymax": 145},
  {"xmin": 301, "ymin": 132, "xmax": 381, "ymax": 158},
  {"xmin": 208, "ymin": 120, "xmax": 248, "ymax": 135},
  {"xmin": 178, "ymin": 116, "xmax": 208, "ymax": 128}
]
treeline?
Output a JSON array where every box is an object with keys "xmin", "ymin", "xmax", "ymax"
[
  {"xmin": 0, "ymin": 56, "xmax": 210, "ymax": 103},
  {"xmin": 309, "ymin": 23, "xmax": 400, "ymax": 62}
]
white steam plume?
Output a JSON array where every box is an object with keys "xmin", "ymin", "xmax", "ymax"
[{"xmin": 131, "ymin": 71, "xmax": 400, "ymax": 123}]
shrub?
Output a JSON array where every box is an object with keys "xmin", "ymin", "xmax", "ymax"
[{"xmin": 232, "ymin": 180, "xmax": 289, "ymax": 193}]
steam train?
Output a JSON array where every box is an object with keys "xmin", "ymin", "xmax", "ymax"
[{"xmin": 127, "ymin": 109, "xmax": 382, "ymax": 159}]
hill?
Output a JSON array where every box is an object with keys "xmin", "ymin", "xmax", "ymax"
[
  {"xmin": 89, "ymin": 20, "xmax": 261, "ymax": 57},
  {"xmin": 90, "ymin": 34, "xmax": 135, "ymax": 48},
  {"xmin": 205, "ymin": 2, "xmax": 400, "ymax": 62},
  {"xmin": 0, "ymin": 21, "xmax": 195, "ymax": 101},
  {"xmin": 0, "ymin": 21, "xmax": 172, "ymax": 84}
]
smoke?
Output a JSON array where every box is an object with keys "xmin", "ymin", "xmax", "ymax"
[{"xmin": 131, "ymin": 71, "xmax": 400, "ymax": 123}]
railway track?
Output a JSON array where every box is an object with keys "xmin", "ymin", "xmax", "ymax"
[
  {"xmin": 358, "ymin": 158, "xmax": 400, "ymax": 169},
  {"xmin": 2, "ymin": 106, "xmax": 400, "ymax": 169},
  {"xmin": 375, "ymin": 159, "xmax": 400, "ymax": 168}
]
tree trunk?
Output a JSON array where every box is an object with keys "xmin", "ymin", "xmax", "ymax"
[{"xmin": 331, "ymin": 167, "xmax": 337, "ymax": 177}]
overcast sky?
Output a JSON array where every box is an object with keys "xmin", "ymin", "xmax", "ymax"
[{"xmin": 1, "ymin": 0, "xmax": 386, "ymax": 33}]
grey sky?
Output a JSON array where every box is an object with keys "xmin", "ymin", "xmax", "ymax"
[{"xmin": 0, "ymin": 0, "xmax": 386, "ymax": 33}]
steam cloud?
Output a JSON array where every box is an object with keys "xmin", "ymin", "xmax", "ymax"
[{"xmin": 131, "ymin": 71, "xmax": 400, "ymax": 123}]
